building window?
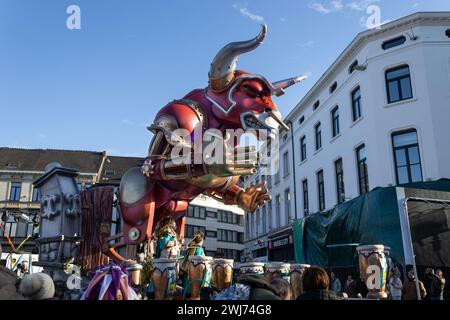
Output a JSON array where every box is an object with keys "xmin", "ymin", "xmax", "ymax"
[
  {"xmin": 217, "ymin": 248, "xmax": 241, "ymax": 260},
  {"xmin": 206, "ymin": 210, "xmax": 217, "ymax": 218},
  {"xmin": 111, "ymin": 206, "xmax": 121, "ymax": 236},
  {"xmin": 392, "ymin": 129, "xmax": 423, "ymax": 184},
  {"xmin": 382, "ymin": 36, "xmax": 406, "ymax": 50},
  {"xmin": 267, "ymin": 201, "xmax": 272, "ymax": 231},
  {"xmin": 351, "ymin": 86, "xmax": 362, "ymax": 121},
  {"xmin": 386, "ymin": 65, "xmax": 412, "ymax": 103},
  {"xmin": 6, "ymin": 162, "xmax": 19, "ymax": 169},
  {"xmin": 32, "ymin": 188, "xmax": 40, "ymax": 203},
  {"xmin": 251, "ymin": 215, "xmax": 255, "ymax": 239},
  {"xmin": 283, "ymin": 152, "xmax": 290, "ymax": 177},
  {"xmin": 329, "ymin": 81, "xmax": 337, "ymax": 94},
  {"xmin": 245, "ymin": 213, "xmax": 250, "ymax": 238},
  {"xmin": 194, "ymin": 207, "xmax": 204, "ymax": 219},
  {"xmin": 256, "ymin": 209, "xmax": 260, "ymax": 236},
  {"xmin": 266, "ymin": 175, "xmax": 272, "ymax": 189},
  {"xmin": 217, "ymin": 210, "xmax": 236, "ymax": 224},
  {"xmin": 315, "ymin": 122, "xmax": 322, "ymax": 151},
  {"xmin": 317, "ymin": 170, "xmax": 325, "ymax": 211},
  {"xmin": 9, "ymin": 182, "xmax": 22, "ymax": 201},
  {"xmin": 300, "ymin": 136, "xmax": 307, "ymax": 162},
  {"xmin": 274, "ymin": 168, "xmax": 280, "ymax": 184},
  {"xmin": 302, "ymin": 179, "xmax": 309, "ymax": 216},
  {"xmin": 331, "ymin": 106, "xmax": 340, "ymax": 137},
  {"xmin": 284, "ymin": 189, "xmax": 291, "ymax": 224},
  {"xmin": 335, "ymin": 158, "xmax": 345, "ymax": 204},
  {"xmin": 349, "ymin": 60, "xmax": 358, "ymax": 74},
  {"xmin": 184, "ymin": 225, "xmax": 206, "ymax": 239},
  {"xmin": 262, "ymin": 205, "xmax": 267, "ymax": 234},
  {"xmin": 105, "ymin": 169, "xmax": 116, "ymax": 176},
  {"xmin": 206, "ymin": 230, "xmax": 217, "ymax": 238},
  {"xmin": 313, "ymin": 100, "xmax": 320, "ymax": 111},
  {"xmin": 446, "ymin": 29, "xmax": 450, "ymax": 38},
  {"xmin": 187, "ymin": 206, "xmax": 194, "ymax": 217},
  {"xmin": 356, "ymin": 144, "xmax": 369, "ymax": 195},
  {"xmin": 193, "ymin": 206, "xmax": 199, "ymax": 218},
  {"xmin": 275, "ymin": 195, "xmax": 281, "ymax": 228},
  {"xmin": 299, "ymin": 115, "xmax": 305, "ymax": 125},
  {"xmin": 216, "ymin": 230, "xmax": 242, "ymax": 243},
  {"xmin": 0, "ymin": 212, "xmax": 36, "ymax": 239}
]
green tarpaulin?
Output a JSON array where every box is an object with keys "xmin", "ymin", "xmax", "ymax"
[{"xmin": 293, "ymin": 179, "xmax": 450, "ymax": 268}]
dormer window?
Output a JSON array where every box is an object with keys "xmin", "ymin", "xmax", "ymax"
[
  {"xmin": 6, "ymin": 162, "xmax": 19, "ymax": 169},
  {"xmin": 298, "ymin": 115, "xmax": 305, "ymax": 125},
  {"xmin": 313, "ymin": 100, "xmax": 320, "ymax": 110},
  {"xmin": 329, "ymin": 82, "xmax": 337, "ymax": 94},
  {"xmin": 382, "ymin": 36, "xmax": 406, "ymax": 50},
  {"xmin": 349, "ymin": 60, "xmax": 358, "ymax": 74}
]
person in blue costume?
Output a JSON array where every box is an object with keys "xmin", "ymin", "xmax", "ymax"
[
  {"xmin": 146, "ymin": 217, "xmax": 182, "ymax": 299},
  {"xmin": 180, "ymin": 231, "xmax": 206, "ymax": 298},
  {"xmin": 155, "ymin": 217, "xmax": 181, "ymax": 259}
]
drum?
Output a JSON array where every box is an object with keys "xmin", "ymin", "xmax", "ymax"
[
  {"xmin": 239, "ymin": 262, "xmax": 265, "ymax": 276},
  {"xmin": 188, "ymin": 256, "xmax": 213, "ymax": 300},
  {"xmin": 151, "ymin": 258, "xmax": 177, "ymax": 300},
  {"xmin": 211, "ymin": 259, "xmax": 234, "ymax": 291},
  {"xmin": 264, "ymin": 262, "xmax": 291, "ymax": 282},
  {"xmin": 357, "ymin": 245, "xmax": 388, "ymax": 299},
  {"xmin": 290, "ymin": 264, "xmax": 310, "ymax": 299},
  {"xmin": 126, "ymin": 262, "xmax": 143, "ymax": 286}
]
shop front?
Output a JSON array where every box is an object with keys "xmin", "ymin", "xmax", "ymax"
[{"xmin": 268, "ymin": 228, "xmax": 295, "ymax": 262}]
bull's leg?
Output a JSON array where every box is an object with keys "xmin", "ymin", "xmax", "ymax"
[{"xmin": 119, "ymin": 167, "xmax": 156, "ymax": 245}]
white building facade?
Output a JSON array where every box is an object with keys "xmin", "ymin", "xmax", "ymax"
[
  {"xmin": 187, "ymin": 194, "xmax": 245, "ymax": 261},
  {"xmin": 244, "ymin": 12, "xmax": 450, "ymax": 262}
]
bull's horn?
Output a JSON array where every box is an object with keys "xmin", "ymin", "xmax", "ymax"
[{"xmin": 208, "ymin": 24, "xmax": 267, "ymax": 91}]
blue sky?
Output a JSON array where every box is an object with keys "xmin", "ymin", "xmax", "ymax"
[{"xmin": 1, "ymin": 0, "xmax": 449, "ymax": 157}]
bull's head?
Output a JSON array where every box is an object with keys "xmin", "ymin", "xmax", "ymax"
[{"xmin": 205, "ymin": 24, "xmax": 306, "ymax": 140}]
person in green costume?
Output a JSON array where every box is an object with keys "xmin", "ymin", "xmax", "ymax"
[
  {"xmin": 181, "ymin": 231, "xmax": 206, "ymax": 298},
  {"xmin": 154, "ymin": 217, "xmax": 181, "ymax": 259},
  {"xmin": 147, "ymin": 217, "xmax": 182, "ymax": 299}
]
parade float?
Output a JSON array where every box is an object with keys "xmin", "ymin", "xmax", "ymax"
[{"xmin": 30, "ymin": 24, "xmax": 308, "ymax": 300}]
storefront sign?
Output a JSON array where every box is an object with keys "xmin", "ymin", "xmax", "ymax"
[{"xmin": 269, "ymin": 235, "xmax": 292, "ymax": 249}]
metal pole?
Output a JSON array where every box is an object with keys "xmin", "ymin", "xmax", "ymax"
[
  {"xmin": 403, "ymin": 198, "xmax": 421, "ymax": 300},
  {"xmin": 288, "ymin": 121, "xmax": 299, "ymax": 221}
]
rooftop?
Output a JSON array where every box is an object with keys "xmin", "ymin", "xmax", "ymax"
[
  {"xmin": 0, "ymin": 147, "xmax": 105, "ymax": 174},
  {"xmin": 284, "ymin": 11, "xmax": 450, "ymax": 123}
]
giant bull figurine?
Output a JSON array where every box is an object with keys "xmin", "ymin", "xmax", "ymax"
[{"xmin": 104, "ymin": 25, "xmax": 305, "ymax": 262}]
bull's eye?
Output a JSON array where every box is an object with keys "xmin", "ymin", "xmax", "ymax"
[{"xmin": 243, "ymin": 84, "xmax": 261, "ymax": 98}]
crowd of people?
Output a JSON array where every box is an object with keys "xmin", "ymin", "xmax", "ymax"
[
  {"xmin": 0, "ymin": 257, "xmax": 447, "ymax": 300},
  {"xmin": 323, "ymin": 267, "xmax": 446, "ymax": 300}
]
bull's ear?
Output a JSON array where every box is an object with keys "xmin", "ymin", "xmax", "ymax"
[{"xmin": 271, "ymin": 75, "xmax": 307, "ymax": 96}]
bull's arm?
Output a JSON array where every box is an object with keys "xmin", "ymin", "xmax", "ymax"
[{"xmin": 142, "ymin": 128, "xmax": 258, "ymax": 181}]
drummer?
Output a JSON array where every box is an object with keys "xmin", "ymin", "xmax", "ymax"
[
  {"xmin": 154, "ymin": 217, "xmax": 182, "ymax": 259},
  {"xmin": 180, "ymin": 231, "xmax": 206, "ymax": 298}
]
